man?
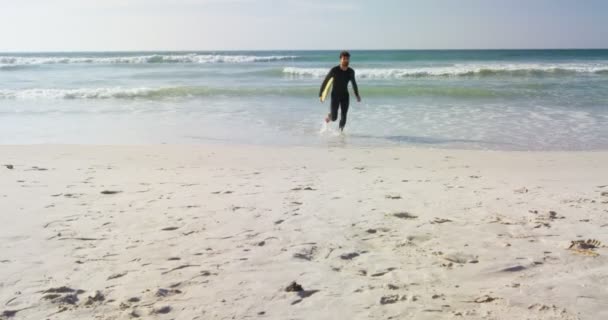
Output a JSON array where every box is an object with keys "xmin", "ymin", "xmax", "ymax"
[{"xmin": 319, "ymin": 51, "xmax": 361, "ymax": 131}]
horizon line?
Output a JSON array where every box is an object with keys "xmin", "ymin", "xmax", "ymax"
[{"xmin": 1, "ymin": 48, "xmax": 608, "ymax": 54}]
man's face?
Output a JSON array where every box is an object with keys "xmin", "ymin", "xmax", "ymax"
[{"xmin": 340, "ymin": 56, "xmax": 350, "ymax": 68}]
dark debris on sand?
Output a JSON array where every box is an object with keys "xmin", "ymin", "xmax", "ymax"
[
  {"xmin": 2, "ymin": 310, "xmax": 18, "ymax": 318},
  {"xmin": 340, "ymin": 252, "xmax": 360, "ymax": 260},
  {"xmin": 41, "ymin": 286, "xmax": 87, "ymax": 306},
  {"xmin": 107, "ymin": 272, "xmax": 127, "ymax": 280},
  {"xmin": 380, "ymin": 295, "xmax": 400, "ymax": 305},
  {"xmin": 155, "ymin": 288, "xmax": 182, "ymax": 297},
  {"xmin": 44, "ymin": 286, "xmax": 81, "ymax": 294},
  {"xmin": 152, "ymin": 306, "xmax": 172, "ymax": 314},
  {"xmin": 100, "ymin": 190, "xmax": 122, "ymax": 195},
  {"xmin": 285, "ymin": 281, "xmax": 304, "ymax": 292},
  {"xmin": 393, "ymin": 212, "xmax": 418, "ymax": 219},
  {"xmin": 85, "ymin": 291, "xmax": 105, "ymax": 306},
  {"xmin": 57, "ymin": 294, "xmax": 79, "ymax": 305}
]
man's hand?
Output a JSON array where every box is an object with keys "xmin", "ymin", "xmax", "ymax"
[{"xmin": 356, "ymin": 95, "xmax": 361, "ymax": 102}]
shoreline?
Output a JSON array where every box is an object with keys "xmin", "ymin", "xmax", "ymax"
[{"xmin": 5, "ymin": 142, "xmax": 608, "ymax": 152}]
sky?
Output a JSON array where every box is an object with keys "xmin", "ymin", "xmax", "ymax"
[{"xmin": 1, "ymin": 0, "xmax": 607, "ymax": 51}]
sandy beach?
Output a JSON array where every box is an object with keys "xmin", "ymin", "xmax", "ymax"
[{"xmin": 1, "ymin": 144, "xmax": 608, "ymax": 319}]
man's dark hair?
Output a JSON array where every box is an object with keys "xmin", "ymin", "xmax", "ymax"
[{"xmin": 340, "ymin": 51, "xmax": 351, "ymax": 58}]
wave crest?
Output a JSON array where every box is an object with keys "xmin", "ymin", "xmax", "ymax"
[
  {"xmin": 0, "ymin": 54, "xmax": 298, "ymax": 66},
  {"xmin": 0, "ymin": 88, "xmax": 159, "ymax": 100},
  {"xmin": 283, "ymin": 64, "xmax": 608, "ymax": 78},
  {"xmin": 0, "ymin": 85, "xmax": 513, "ymax": 100}
]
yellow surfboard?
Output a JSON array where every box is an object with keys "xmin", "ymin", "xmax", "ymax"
[{"xmin": 320, "ymin": 77, "xmax": 334, "ymax": 102}]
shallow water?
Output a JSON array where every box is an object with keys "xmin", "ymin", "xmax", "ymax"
[{"xmin": 1, "ymin": 50, "xmax": 607, "ymax": 150}]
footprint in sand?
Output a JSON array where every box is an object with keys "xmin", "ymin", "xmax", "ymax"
[
  {"xmin": 470, "ymin": 295, "xmax": 499, "ymax": 303},
  {"xmin": 2, "ymin": 310, "xmax": 19, "ymax": 318},
  {"xmin": 107, "ymin": 272, "xmax": 127, "ymax": 280},
  {"xmin": 514, "ymin": 187, "xmax": 528, "ymax": 194},
  {"xmin": 398, "ymin": 234, "xmax": 433, "ymax": 247},
  {"xmin": 42, "ymin": 286, "xmax": 86, "ymax": 306},
  {"xmin": 381, "ymin": 294, "xmax": 418, "ymax": 304},
  {"xmin": 100, "ymin": 190, "xmax": 121, "ymax": 195},
  {"xmin": 152, "ymin": 306, "xmax": 172, "ymax": 314},
  {"xmin": 392, "ymin": 212, "xmax": 418, "ymax": 219},
  {"xmin": 155, "ymin": 288, "xmax": 182, "ymax": 297},
  {"xmin": 387, "ymin": 284, "xmax": 400, "ymax": 290},
  {"xmin": 498, "ymin": 265, "xmax": 527, "ymax": 273},
  {"xmin": 431, "ymin": 218, "xmax": 452, "ymax": 224},
  {"xmin": 293, "ymin": 246, "xmax": 318, "ymax": 261},
  {"xmin": 442, "ymin": 252, "xmax": 479, "ymax": 264},
  {"xmin": 380, "ymin": 295, "xmax": 400, "ymax": 305},
  {"xmin": 119, "ymin": 297, "xmax": 140, "ymax": 311},
  {"xmin": 84, "ymin": 291, "xmax": 105, "ymax": 306},
  {"xmin": 370, "ymin": 267, "xmax": 396, "ymax": 277},
  {"xmin": 291, "ymin": 186, "xmax": 316, "ymax": 191},
  {"xmin": 28, "ymin": 166, "xmax": 48, "ymax": 171},
  {"xmin": 339, "ymin": 252, "xmax": 361, "ymax": 260}
]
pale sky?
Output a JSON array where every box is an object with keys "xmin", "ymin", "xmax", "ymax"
[{"xmin": 1, "ymin": 0, "xmax": 607, "ymax": 51}]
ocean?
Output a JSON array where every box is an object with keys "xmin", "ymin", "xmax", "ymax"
[{"xmin": 1, "ymin": 50, "xmax": 607, "ymax": 150}]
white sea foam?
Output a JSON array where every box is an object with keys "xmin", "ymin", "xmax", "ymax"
[
  {"xmin": 0, "ymin": 87, "xmax": 157, "ymax": 99},
  {"xmin": 0, "ymin": 54, "xmax": 298, "ymax": 66},
  {"xmin": 283, "ymin": 63, "xmax": 608, "ymax": 78}
]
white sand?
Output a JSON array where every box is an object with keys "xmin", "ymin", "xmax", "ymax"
[{"xmin": 1, "ymin": 145, "xmax": 607, "ymax": 319}]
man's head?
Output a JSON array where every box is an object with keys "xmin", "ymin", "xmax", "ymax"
[{"xmin": 339, "ymin": 51, "xmax": 350, "ymax": 68}]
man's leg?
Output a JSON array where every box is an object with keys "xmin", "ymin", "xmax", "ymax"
[
  {"xmin": 339, "ymin": 95, "xmax": 350, "ymax": 130},
  {"xmin": 329, "ymin": 95, "xmax": 339, "ymax": 123}
]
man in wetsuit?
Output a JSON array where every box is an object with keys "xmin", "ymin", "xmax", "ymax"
[{"xmin": 319, "ymin": 51, "xmax": 361, "ymax": 131}]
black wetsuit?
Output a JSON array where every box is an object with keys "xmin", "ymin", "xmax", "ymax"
[{"xmin": 319, "ymin": 66, "xmax": 359, "ymax": 129}]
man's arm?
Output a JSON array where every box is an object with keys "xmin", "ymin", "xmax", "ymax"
[
  {"xmin": 351, "ymin": 69, "xmax": 361, "ymax": 102},
  {"xmin": 319, "ymin": 68, "xmax": 334, "ymax": 98}
]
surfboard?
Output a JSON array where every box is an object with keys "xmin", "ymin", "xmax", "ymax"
[{"xmin": 320, "ymin": 77, "xmax": 334, "ymax": 102}]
